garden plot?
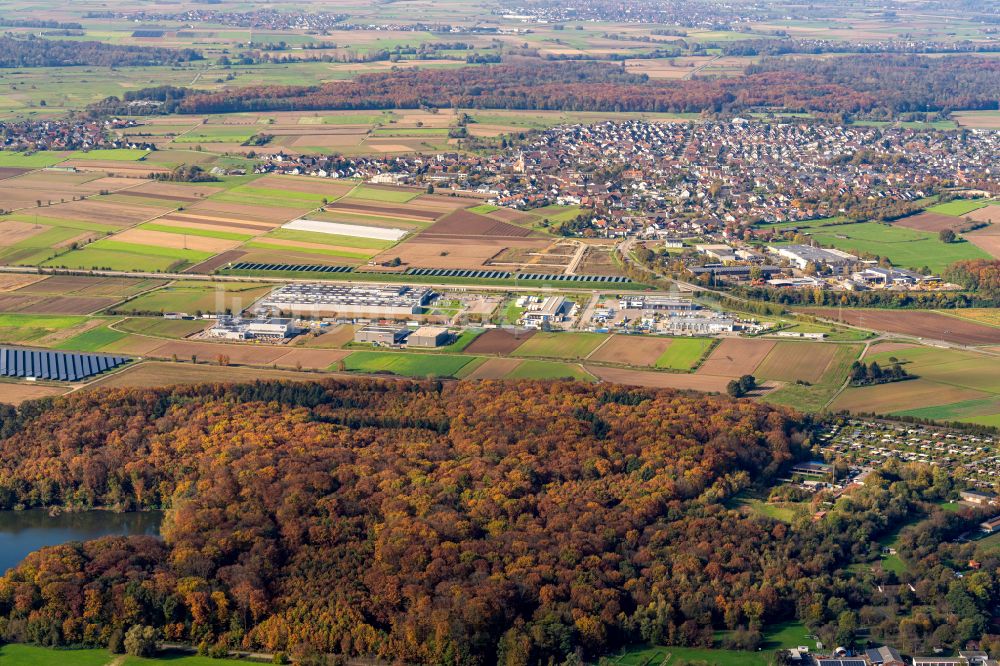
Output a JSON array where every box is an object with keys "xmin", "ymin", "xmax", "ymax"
[{"xmin": 283, "ymin": 219, "xmax": 408, "ymax": 241}]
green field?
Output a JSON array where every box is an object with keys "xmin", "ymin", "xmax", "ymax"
[
  {"xmin": 139, "ymin": 223, "xmax": 253, "ymax": 242},
  {"xmin": 800, "ymin": 221, "xmax": 988, "ymax": 272},
  {"xmin": 468, "ymin": 204, "xmax": 500, "ymax": 214},
  {"xmin": 115, "ymin": 317, "xmax": 207, "ymax": 338},
  {"xmin": 926, "ymin": 199, "xmax": 991, "ymax": 217},
  {"xmin": 504, "ymin": 360, "xmax": 596, "ymax": 382},
  {"xmin": 0, "ymin": 151, "xmax": 68, "ymax": 168},
  {"xmin": 54, "ymin": 324, "xmax": 128, "ymax": 351},
  {"xmin": 43, "ymin": 240, "xmax": 213, "ymax": 272},
  {"xmin": 341, "ymin": 351, "xmax": 475, "ymax": 378},
  {"xmin": 346, "ymin": 186, "xmax": 420, "ymax": 203},
  {"xmin": 118, "ymin": 282, "xmax": 276, "ymax": 315},
  {"xmin": 654, "ymin": 338, "xmax": 715, "ymax": 370},
  {"xmin": 832, "ymin": 346, "xmax": 1000, "ymax": 426},
  {"xmin": 511, "ymin": 331, "xmax": 608, "ymax": 359},
  {"xmin": 763, "ymin": 343, "xmax": 862, "ymax": 412},
  {"xmin": 68, "ymin": 149, "xmax": 150, "ymax": 161},
  {"xmin": 0, "ymin": 313, "xmax": 88, "ymax": 344},
  {"xmin": 0, "ymin": 644, "xmax": 248, "ymax": 666}
]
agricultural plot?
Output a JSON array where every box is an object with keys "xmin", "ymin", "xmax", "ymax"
[
  {"xmin": 345, "ymin": 185, "xmax": 421, "ymax": 204},
  {"xmin": 511, "ymin": 332, "xmax": 609, "ymax": 360},
  {"xmin": 801, "ymin": 308, "xmax": 1000, "ymax": 346},
  {"xmin": 374, "ymin": 236, "xmax": 549, "ymax": 270},
  {"xmin": 0, "ymin": 313, "xmax": 88, "ymax": 344},
  {"xmin": 925, "ymin": 199, "xmax": 991, "ymax": 217},
  {"xmin": 696, "ymin": 338, "xmax": 774, "ymax": 376},
  {"xmin": 464, "ymin": 328, "xmax": 536, "ymax": 355},
  {"xmin": 115, "ymin": 318, "xmax": 208, "ymax": 338},
  {"xmin": 753, "ymin": 341, "xmax": 842, "ymax": 384},
  {"xmin": 964, "ymin": 223, "xmax": 1000, "ymax": 259},
  {"xmin": 653, "ymin": 337, "xmax": 716, "ymax": 371},
  {"xmin": 43, "ymin": 239, "xmax": 213, "ymax": 272},
  {"xmin": 86, "ymin": 361, "xmax": 326, "ymax": 391},
  {"xmin": 588, "ymin": 335, "xmax": 675, "ymax": 367},
  {"xmin": 893, "ymin": 212, "xmax": 962, "ymax": 233},
  {"xmin": 0, "ymin": 151, "xmax": 69, "ymax": 168},
  {"xmin": 586, "ymin": 365, "xmax": 733, "ymax": 392},
  {"xmin": 832, "ymin": 346, "xmax": 1000, "ymax": 425},
  {"xmin": 116, "ymin": 281, "xmax": 276, "ymax": 315},
  {"xmin": 762, "ymin": 343, "xmax": 862, "ymax": 412},
  {"xmin": 341, "ymin": 351, "xmax": 474, "ymax": 378}
]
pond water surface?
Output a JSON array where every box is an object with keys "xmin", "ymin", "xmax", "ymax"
[{"xmin": 0, "ymin": 509, "xmax": 162, "ymax": 574}]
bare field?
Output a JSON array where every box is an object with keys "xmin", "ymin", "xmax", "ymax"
[
  {"xmin": 964, "ymin": 205, "xmax": 1000, "ymax": 224},
  {"xmin": 132, "ymin": 181, "xmax": 224, "ymax": 200},
  {"xmin": 86, "ymin": 361, "xmax": 326, "ymax": 390},
  {"xmin": 45, "ymin": 199, "xmax": 161, "ymax": 226},
  {"xmin": 754, "ymin": 342, "xmax": 839, "ymax": 384},
  {"xmin": 187, "ymin": 201, "xmax": 306, "ymax": 224},
  {"xmin": 145, "ymin": 340, "xmax": 291, "ymax": 365},
  {"xmin": 374, "ymin": 237, "xmax": 547, "ymax": 269},
  {"xmin": 465, "ymin": 328, "xmax": 536, "ymax": 355},
  {"xmin": 0, "ymin": 274, "xmax": 47, "ymax": 291},
  {"xmin": 802, "ymin": 308, "xmax": 1000, "ymax": 346},
  {"xmin": 895, "ymin": 212, "xmax": 962, "ymax": 232},
  {"xmin": 0, "ymin": 382, "xmax": 70, "ymax": 405},
  {"xmin": 831, "ymin": 378, "xmax": 987, "ymax": 414},
  {"xmin": 423, "ymin": 210, "xmax": 535, "ymax": 237},
  {"xmin": 588, "ymin": 335, "xmax": 673, "ymax": 367},
  {"xmin": 463, "ymin": 358, "xmax": 523, "ymax": 379},
  {"xmin": 254, "ymin": 174, "xmax": 355, "ymax": 198},
  {"xmin": 697, "ymin": 338, "xmax": 775, "ymax": 376},
  {"xmin": 302, "ymin": 324, "xmax": 356, "ymax": 348},
  {"xmin": 964, "ymin": 226, "xmax": 1000, "ymax": 259},
  {"xmin": 114, "ymin": 228, "xmax": 242, "ymax": 253},
  {"xmin": 0, "ymin": 221, "xmax": 50, "ymax": 246},
  {"xmin": 586, "ymin": 365, "xmax": 734, "ymax": 392},
  {"xmin": 272, "ymin": 348, "xmax": 350, "ymax": 370}
]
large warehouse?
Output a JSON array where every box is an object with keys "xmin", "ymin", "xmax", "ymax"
[{"xmin": 258, "ymin": 283, "xmax": 434, "ymax": 316}]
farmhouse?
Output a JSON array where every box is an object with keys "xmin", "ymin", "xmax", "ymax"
[
  {"xmin": 866, "ymin": 645, "xmax": 904, "ymax": 665},
  {"xmin": 981, "ymin": 515, "xmax": 1000, "ymax": 534},
  {"xmin": 260, "ymin": 283, "xmax": 434, "ymax": 316},
  {"xmin": 355, "ymin": 326, "xmax": 410, "ymax": 346},
  {"xmin": 207, "ymin": 317, "xmax": 299, "ymax": 341},
  {"xmin": 960, "ymin": 489, "xmax": 998, "ymax": 506},
  {"xmin": 408, "ymin": 326, "xmax": 452, "ymax": 348},
  {"xmin": 772, "ymin": 245, "xmax": 857, "ymax": 271}
]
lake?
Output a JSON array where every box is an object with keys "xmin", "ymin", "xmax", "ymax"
[{"xmin": 0, "ymin": 509, "xmax": 162, "ymax": 574}]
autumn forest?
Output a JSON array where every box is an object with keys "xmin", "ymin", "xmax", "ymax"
[{"xmin": 0, "ymin": 380, "xmax": 996, "ymax": 664}]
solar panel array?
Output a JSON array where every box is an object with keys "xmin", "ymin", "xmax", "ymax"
[
  {"xmin": 231, "ymin": 263, "xmax": 355, "ymax": 273},
  {"xmin": 0, "ymin": 347, "xmax": 131, "ymax": 382},
  {"xmin": 517, "ymin": 273, "xmax": 632, "ymax": 283},
  {"xmin": 407, "ymin": 268, "xmax": 512, "ymax": 279}
]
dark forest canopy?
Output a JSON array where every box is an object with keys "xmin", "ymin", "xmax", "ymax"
[
  {"xmin": 0, "ymin": 380, "xmax": 996, "ymax": 664},
  {"xmin": 0, "ymin": 35, "xmax": 203, "ymax": 68},
  {"xmin": 90, "ymin": 56, "xmax": 1000, "ymax": 117}
]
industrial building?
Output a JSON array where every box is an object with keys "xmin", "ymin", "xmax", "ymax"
[
  {"xmin": 619, "ymin": 296, "xmax": 700, "ymax": 311},
  {"xmin": 208, "ymin": 317, "xmax": 299, "ymax": 341},
  {"xmin": 259, "ymin": 283, "xmax": 434, "ymax": 316},
  {"xmin": 522, "ymin": 296, "xmax": 567, "ymax": 328},
  {"xmin": 772, "ymin": 244, "xmax": 857, "ymax": 271},
  {"xmin": 407, "ymin": 327, "xmax": 451, "ymax": 348},
  {"xmin": 355, "ymin": 326, "xmax": 410, "ymax": 346}
]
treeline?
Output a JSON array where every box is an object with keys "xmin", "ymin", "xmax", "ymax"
[
  {"xmin": 730, "ymin": 285, "xmax": 1000, "ymax": 309},
  {"xmin": 747, "ymin": 55, "xmax": 1000, "ymax": 115},
  {"xmin": 849, "ymin": 360, "xmax": 912, "ymax": 387},
  {"xmin": 150, "ymin": 165, "xmax": 218, "ymax": 183},
  {"xmin": 944, "ymin": 259, "xmax": 1000, "ymax": 300},
  {"xmin": 0, "ymin": 18, "xmax": 82, "ymax": 29},
  {"xmin": 85, "ymin": 56, "xmax": 1000, "ymax": 117},
  {"xmin": 0, "ymin": 36, "xmax": 203, "ymax": 68}
]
